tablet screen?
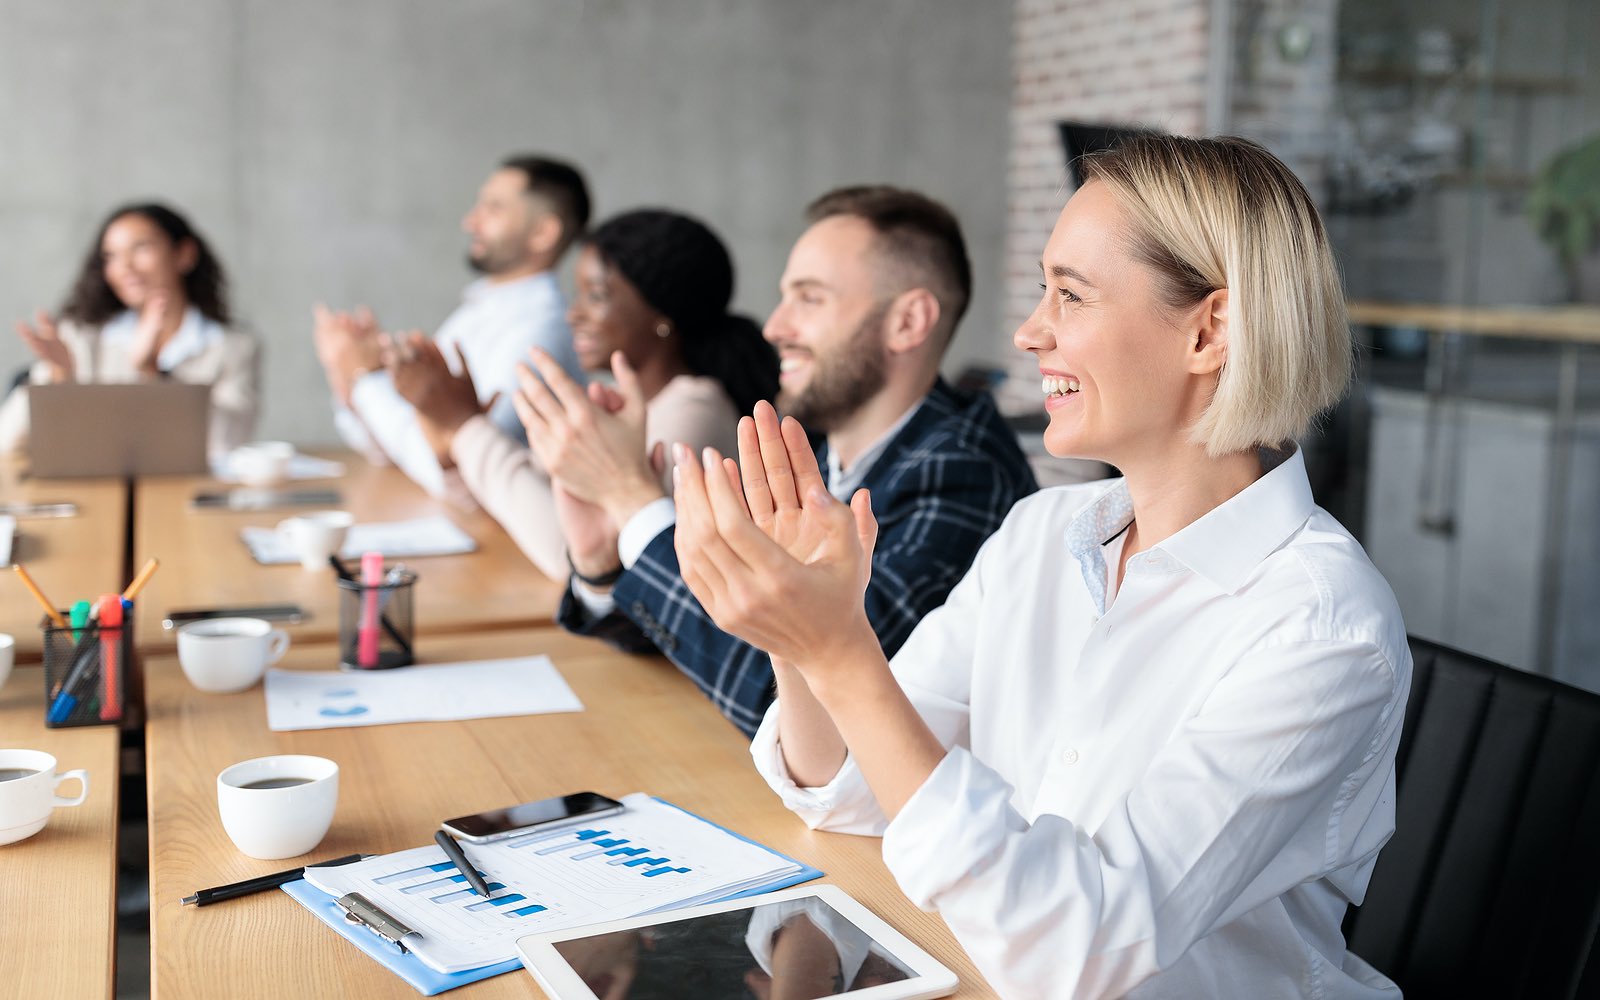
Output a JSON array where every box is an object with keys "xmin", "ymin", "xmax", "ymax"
[{"xmin": 551, "ymin": 896, "xmax": 917, "ymax": 998}]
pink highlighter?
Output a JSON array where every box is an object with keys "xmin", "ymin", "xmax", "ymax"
[{"xmin": 357, "ymin": 551, "xmax": 384, "ymax": 668}]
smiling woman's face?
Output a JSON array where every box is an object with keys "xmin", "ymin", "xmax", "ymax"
[
  {"xmin": 564, "ymin": 245, "xmax": 667, "ymax": 373},
  {"xmin": 100, "ymin": 213, "xmax": 193, "ymax": 311},
  {"xmin": 1012, "ymin": 181, "xmax": 1215, "ymax": 465}
]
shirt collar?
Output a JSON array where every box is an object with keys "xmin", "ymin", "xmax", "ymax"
[
  {"xmin": 103, "ymin": 306, "xmax": 216, "ymax": 371},
  {"xmin": 1064, "ymin": 447, "xmax": 1315, "ymax": 610},
  {"xmin": 1160, "ymin": 447, "xmax": 1314, "ymax": 593},
  {"xmin": 824, "ymin": 397, "xmax": 924, "ymax": 501},
  {"xmin": 462, "ymin": 269, "xmax": 557, "ymax": 304},
  {"xmin": 1064, "ymin": 480, "xmax": 1135, "ymax": 615},
  {"xmin": 155, "ymin": 306, "xmax": 216, "ymax": 371}
]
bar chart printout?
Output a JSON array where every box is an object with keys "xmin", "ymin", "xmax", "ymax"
[{"xmin": 303, "ymin": 793, "xmax": 805, "ymax": 974}]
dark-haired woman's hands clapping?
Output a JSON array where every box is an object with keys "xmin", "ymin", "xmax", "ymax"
[{"xmin": 15, "ymin": 311, "xmax": 72, "ymax": 384}]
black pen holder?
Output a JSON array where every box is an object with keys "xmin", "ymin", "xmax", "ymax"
[
  {"xmin": 41, "ymin": 611, "xmax": 131, "ymax": 728},
  {"xmin": 336, "ymin": 567, "xmax": 416, "ymax": 670}
]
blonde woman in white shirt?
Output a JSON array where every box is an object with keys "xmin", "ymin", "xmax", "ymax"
[
  {"xmin": 0, "ymin": 203, "xmax": 258, "ymax": 458},
  {"xmin": 668, "ymin": 135, "xmax": 1410, "ymax": 999}
]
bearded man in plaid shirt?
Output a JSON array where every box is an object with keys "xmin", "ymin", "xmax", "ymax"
[{"xmin": 516, "ymin": 186, "xmax": 1037, "ymax": 736}]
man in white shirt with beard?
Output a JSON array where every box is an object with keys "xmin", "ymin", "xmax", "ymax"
[{"xmin": 313, "ymin": 154, "xmax": 588, "ymax": 497}]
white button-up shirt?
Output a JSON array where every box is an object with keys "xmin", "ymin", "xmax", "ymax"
[
  {"xmin": 336, "ymin": 271, "xmax": 581, "ymax": 496},
  {"xmin": 752, "ymin": 449, "xmax": 1411, "ymax": 999}
]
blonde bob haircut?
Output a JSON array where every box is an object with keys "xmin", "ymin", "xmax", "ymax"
[{"xmin": 1080, "ymin": 134, "xmax": 1350, "ymax": 456}]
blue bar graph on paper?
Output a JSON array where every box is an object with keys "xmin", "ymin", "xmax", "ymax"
[
  {"xmin": 605, "ymin": 847, "xmax": 650, "ymax": 860},
  {"xmin": 509, "ymin": 904, "xmax": 548, "ymax": 917},
  {"xmin": 400, "ymin": 872, "xmax": 490, "ymax": 894},
  {"xmin": 374, "ymin": 861, "xmax": 456, "ymax": 885},
  {"xmin": 429, "ymin": 882, "xmax": 506, "ymax": 904},
  {"xmin": 642, "ymin": 866, "xmax": 691, "ymax": 877},
  {"xmin": 622, "ymin": 856, "xmax": 670, "ymax": 868},
  {"xmin": 506, "ymin": 826, "xmax": 583, "ymax": 849},
  {"xmin": 465, "ymin": 893, "xmax": 528, "ymax": 911}
]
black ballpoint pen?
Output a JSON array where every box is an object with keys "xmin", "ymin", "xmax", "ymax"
[
  {"xmin": 434, "ymin": 829, "xmax": 494, "ymax": 898},
  {"xmin": 180, "ymin": 853, "xmax": 368, "ymax": 906}
]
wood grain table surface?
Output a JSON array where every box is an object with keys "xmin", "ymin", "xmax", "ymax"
[
  {"xmin": 0, "ymin": 665, "xmax": 122, "ymax": 1000},
  {"xmin": 0, "ymin": 465, "xmax": 127, "ymax": 664},
  {"xmin": 144, "ymin": 627, "xmax": 991, "ymax": 999},
  {"xmin": 130, "ymin": 455, "xmax": 567, "ymax": 656}
]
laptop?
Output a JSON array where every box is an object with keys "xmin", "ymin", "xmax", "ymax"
[{"xmin": 28, "ymin": 382, "xmax": 211, "ymax": 477}]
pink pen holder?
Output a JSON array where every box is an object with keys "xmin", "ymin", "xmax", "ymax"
[{"xmin": 335, "ymin": 567, "xmax": 416, "ymax": 670}]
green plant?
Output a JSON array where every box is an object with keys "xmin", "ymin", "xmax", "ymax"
[{"xmin": 1528, "ymin": 133, "xmax": 1600, "ymax": 289}]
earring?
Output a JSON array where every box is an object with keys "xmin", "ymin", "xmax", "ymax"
[{"xmin": 656, "ymin": 322, "xmax": 672, "ymax": 339}]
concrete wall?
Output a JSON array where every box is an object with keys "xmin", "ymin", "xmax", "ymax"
[{"xmin": 0, "ymin": 0, "xmax": 1013, "ymax": 445}]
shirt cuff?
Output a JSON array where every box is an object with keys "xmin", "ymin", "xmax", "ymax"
[
  {"xmin": 880, "ymin": 746, "xmax": 1024, "ymax": 910},
  {"xmin": 618, "ymin": 497, "xmax": 677, "ymax": 569},
  {"xmin": 570, "ymin": 576, "xmax": 618, "ymax": 619},
  {"xmin": 749, "ymin": 702, "xmax": 885, "ymax": 835}
]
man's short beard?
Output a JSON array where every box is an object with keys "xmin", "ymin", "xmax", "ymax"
[{"xmin": 780, "ymin": 303, "xmax": 890, "ymax": 433}]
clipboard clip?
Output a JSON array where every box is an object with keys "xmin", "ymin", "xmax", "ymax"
[{"xmin": 335, "ymin": 892, "xmax": 416, "ymax": 954}]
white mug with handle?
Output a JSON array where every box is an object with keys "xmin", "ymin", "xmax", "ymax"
[
  {"xmin": 0, "ymin": 749, "xmax": 89, "ymax": 846},
  {"xmin": 276, "ymin": 510, "xmax": 355, "ymax": 571},
  {"xmin": 177, "ymin": 618, "xmax": 291, "ymax": 693}
]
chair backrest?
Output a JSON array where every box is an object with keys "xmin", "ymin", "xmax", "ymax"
[{"xmin": 1345, "ymin": 636, "xmax": 1600, "ymax": 998}]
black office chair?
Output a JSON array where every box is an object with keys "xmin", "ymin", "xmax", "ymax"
[{"xmin": 1344, "ymin": 636, "xmax": 1600, "ymax": 998}]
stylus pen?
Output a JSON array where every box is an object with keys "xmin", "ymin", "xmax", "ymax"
[
  {"xmin": 181, "ymin": 853, "xmax": 368, "ymax": 906},
  {"xmin": 435, "ymin": 829, "xmax": 494, "ymax": 898}
]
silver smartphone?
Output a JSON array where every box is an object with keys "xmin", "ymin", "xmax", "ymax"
[
  {"xmin": 442, "ymin": 792, "xmax": 626, "ymax": 844},
  {"xmin": 191, "ymin": 489, "xmax": 341, "ymax": 511},
  {"xmin": 0, "ymin": 502, "xmax": 77, "ymax": 519},
  {"xmin": 163, "ymin": 603, "xmax": 306, "ymax": 629}
]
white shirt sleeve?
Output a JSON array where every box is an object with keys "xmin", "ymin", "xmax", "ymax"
[
  {"xmin": 568, "ymin": 497, "xmax": 678, "ymax": 619},
  {"xmin": 332, "ymin": 401, "xmax": 386, "ymax": 463},
  {"xmin": 348, "ymin": 370, "xmax": 448, "ymax": 496},
  {"xmin": 752, "ymin": 494, "xmax": 1405, "ymax": 998},
  {"xmin": 456, "ymin": 287, "xmax": 582, "ymax": 446},
  {"xmin": 878, "ymin": 639, "xmax": 1398, "ymax": 999},
  {"xmin": 749, "ymin": 531, "xmax": 985, "ymax": 836}
]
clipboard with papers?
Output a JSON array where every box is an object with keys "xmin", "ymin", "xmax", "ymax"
[{"xmin": 280, "ymin": 794, "xmax": 822, "ymax": 995}]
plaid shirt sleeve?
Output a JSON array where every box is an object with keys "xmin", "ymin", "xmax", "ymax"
[{"xmin": 556, "ymin": 384, "xmax": 1038, "ymax": 737}]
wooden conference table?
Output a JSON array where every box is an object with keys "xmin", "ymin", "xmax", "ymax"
[
  {"xmin": 144, "ymin": 628, "xmax": 992, "ymax": 998},
  {"xmin": 0, "ymin": 463, "xmax": 127, "ymax": 663},
  {"xmin": 131, "ymin": 459, "xmax": 567, "ymax": 654},
  {"xmin": 0, "ymin": 665, "xmax": 121, "ymax": 999}
]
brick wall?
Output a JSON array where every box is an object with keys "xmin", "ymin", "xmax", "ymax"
[
  {"xmin": 1005, "ymin": 0, "xmax": 1214, "ymax": 347},
  {"xmin": 1004, "ymin": 0, "xmax": 1337, "ymax": 358}
]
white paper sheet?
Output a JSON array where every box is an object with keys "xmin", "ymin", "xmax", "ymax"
[
  {"xmin": 241, "ymin": 515, "xmax": 477, "ymax": 565},
  {"xmin": 213, "ymin": 451, "xmax": 347, "ymax": 483},
  {"xmin": 0, "ymin": 514, "xmax": 13, "ymax": 566},
  {"xmin": 264, "ymin": 656, "xmax": 583, "ymax": 731},
  {"xmin": 304, "ymin": 794, "xmax": 804, "ymax": 974}
]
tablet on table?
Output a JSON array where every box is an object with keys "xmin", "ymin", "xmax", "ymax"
[{"xmin": 515, "ymin": 884, "xmax": 958, "ymax": 1000}]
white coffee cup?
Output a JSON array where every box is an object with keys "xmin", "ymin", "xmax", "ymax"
[
  {"xmin": 0, "ymin": 633, "xmax": 13, "ymax": 693},
  {"xmin": 0, "ymin": 749, "xmax": 89, "ymax": 846},
  {"xmin": 276, "ymin": 510, "xmax": 355, "ymax": 571},
  {"xmin": 217, "ymin": 754, "xmax": 338, "ymax": 860},
  {"xmin": 232, "ymin": 440, "xmax": 295, "ymax": 487},
  {"xmin": 176, "ymin": 618, "xmax": 290, "ymax": 693}
]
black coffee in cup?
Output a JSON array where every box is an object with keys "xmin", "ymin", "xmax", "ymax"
[
  {"xmin": 0, "ymin": 768, "xmax": 39, "ymax": 782},
  {"xmin": 238, "ymin": 777, "xmax": 314, "ymax": 790}
]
